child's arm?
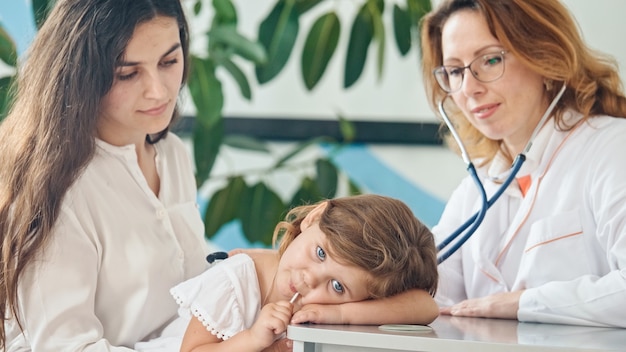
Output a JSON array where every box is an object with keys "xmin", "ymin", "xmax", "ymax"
[
  {"xmin": 229, "ymin": 248, "xmax": 439, "ymax": 326},
  {"xmin": 291, "ymin": 289, "xmax": 439, "ymax": 325},
  {"xmin": 180, "ymin": 301, "xmax": 293, "ymax": 352}
]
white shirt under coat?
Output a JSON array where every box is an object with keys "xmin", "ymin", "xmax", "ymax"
[
  {"xmin": 5, "ymin": 133, "xmax": 209, "ymax": 351},
  {"xmin": 434, "ymin": 111, "xmax": 626, "ymax": 327}
]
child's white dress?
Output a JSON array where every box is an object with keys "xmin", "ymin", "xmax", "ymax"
[{"xmin": 134, "ymin": 254, "xmax": 262, "ymax": 351}]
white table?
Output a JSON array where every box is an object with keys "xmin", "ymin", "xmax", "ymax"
[{"xmin": 288, "ymin": 315, "xmax": 626, "ymax": 351}]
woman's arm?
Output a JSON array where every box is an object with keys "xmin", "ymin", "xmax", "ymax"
[
  {"xmin": 439, "ymin": 291, "xmax": 522, "ymax": 319},
  {"xmin": 291, "ymin": 289, "xmax": 439, "ymax": 325}
]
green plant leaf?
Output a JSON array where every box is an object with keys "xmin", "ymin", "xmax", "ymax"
[
  {"xmin": 188, "ymin": 57, "xmax": 223, "ymax": 129},
  {"xmin": 212, "ymin": 0, "xmax": 237, "ymax": 24},
  {"xmin": 203, "ymin": 176, "xmax": 247, "ymax": 239},
  {"xmin": 209, "ymin": 27, "xmax": 267, "ymax": 64},
  {"xmin": 301, "ymin": 12, "xmax": 340, "ymax": 91},
  {"xmin": 393, "ymin": 4, "xmax": 412, "ymax": 56},
  {"xmin": 295, "ymin": 0, "xmax": 325, "ymax": 14},
  {"xmin": 407, "ymin": 0, "xmax": 432, "ymax": 24},
  {"xmin": 348, "ymin": 178, "xmax": 362, "ymax": 195},
  {"xmin": 238, "ymin": 182, "xmax": 286, "ymax": 245},
  {"xmin": 289, "ymin": 176, "xmax": 323, "ymax": 208},
  {"xmin": 315, "ymin": 159, "xmax": 338, "ymax": 198},
  {"xmin": 213, "ymin": 52, "xmax": 252, "ymax": 100},
  {"xmin": 344, "ymin": 3, "xmax": 374, "ymax": 88},
  {"xmin": 32, "ymin": 0, "xmax": 53, "ymax": 29},
  {"xmin": 223, "ymin": 134, "xmax": 271, "ymax": 152},
  {"xmin": 369, "ymin": 0, "xmax": 386, "ymax": 82},
  {"xmin": 343, "ymin": 0, "xmax": 386, "ymax": 88},
  {"xmin": 337, "ymin": 114, "xmax": 356, "ymax": 143},
  {"xmin": 0, "ymin": 76, "xmax": 13, "ymax": 121},
  {"xmin": 273, "ymin": 136, "xmax": 331, "ymax": 168},
  {"xmin": 193, "ymin": 0, "xmax": 203, "ymax": 16},
  {"xmin": 193, "ymin": 120, "xmax": 223, "ymax": 187},
  {"xmin": 407, "ymin": 0, "xmax": 432, "ymax": 56},
  {"xmin": 255, "ymin": 1, "xmax": 300, "ymax": 84},
  {"xmin": 0, "ymin": 25, "xmax": 17, "ymax": 67}
]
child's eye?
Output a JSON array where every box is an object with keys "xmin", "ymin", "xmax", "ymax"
[
  {"xmin": 316, "ymin": 246, "xmax": 326, "ymax": 261},
  {"xmin": 331, "ymin": 279, "xmax": 344, "ymax": 294}
]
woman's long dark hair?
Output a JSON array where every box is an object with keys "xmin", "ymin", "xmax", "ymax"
[{"xmin": 0, "ymin": 0, "xmax": 190, "ymax": 346}]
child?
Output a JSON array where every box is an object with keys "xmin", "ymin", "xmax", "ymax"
[{"xmin": 136, "ymin": 194, "xmax": 438, "ymax": 351}]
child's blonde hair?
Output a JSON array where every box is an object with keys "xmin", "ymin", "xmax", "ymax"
[{"xmin": 273, "ymin": 194, "xmax": 438, "ymax": 298}]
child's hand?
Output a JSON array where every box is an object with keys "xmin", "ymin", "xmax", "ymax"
[
  {"xmin": 249, "ymin": 301, "xmax": 294, "ymax": 349},
  {"xmin": 291, "ymin": 303, "xmax": 344, "ymax": 324},
  {"xmin": 261, "ymin": 338, "xmax": 293, "ymax": 352}
]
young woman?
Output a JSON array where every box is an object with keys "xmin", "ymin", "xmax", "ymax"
[
  {"xmin": 421, "ymin": 0, "xmax": 626, "ymax": 327},
  {"xmin": 135, "ymin": 195, "xmax": 439, "ymax": 352},
  {"xmin": 0, "ymin": 1, "xmax": 209, "ymax": 350}
]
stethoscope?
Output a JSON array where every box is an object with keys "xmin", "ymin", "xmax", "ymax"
[{"xmin": 436, "ymin": 83, "xmax": 567, "ymax": 264}]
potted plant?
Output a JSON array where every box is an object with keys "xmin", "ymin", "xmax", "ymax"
[{"xmin": 0, "ymin": 0, "xmax": 431, "ymax": 246}]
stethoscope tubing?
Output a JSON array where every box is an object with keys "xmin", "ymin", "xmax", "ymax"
[
  {"xmin": 435, "ymin": 84, "xmax": 566, "ymax": 264},
  {"xmin": 436, "ymin": 154, "xmax": 525, "ymax": 264}
]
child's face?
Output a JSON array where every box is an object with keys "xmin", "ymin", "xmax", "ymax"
[{"xmin": 275, "ymin": 222, "xmax": 373, "ymax": 305}]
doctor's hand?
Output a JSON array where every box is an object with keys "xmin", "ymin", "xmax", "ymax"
[{"xmin": 439, "ymin": 291, "xmax": 523, "ymax": 320}]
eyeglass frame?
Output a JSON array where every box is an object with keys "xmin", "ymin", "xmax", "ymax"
[{"xmin": 433, "ymin": 50, "xmax": 508, "ymax": 93}]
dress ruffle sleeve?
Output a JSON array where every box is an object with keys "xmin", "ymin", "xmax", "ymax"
[{"xmin": 169, "ymin": 254, "xmax": 262, "ymax": 340}]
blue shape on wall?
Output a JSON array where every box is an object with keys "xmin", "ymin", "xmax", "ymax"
[{"xmin": 324, "ymin": 144, "xmax": 445, "ymax": 228}]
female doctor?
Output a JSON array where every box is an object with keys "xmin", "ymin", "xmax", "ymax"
[{"xmin": 422, "ymin": 0, "xmax": 626, "ymax": 327}]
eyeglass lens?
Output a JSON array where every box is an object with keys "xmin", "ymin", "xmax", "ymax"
[{"xmin": 434, "ymin": 52, "xmax": 506, "ymax": 93}]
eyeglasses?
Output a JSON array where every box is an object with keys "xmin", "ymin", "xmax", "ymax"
[{"xmin": 433, "ymin": 51, "xmax": 508, "ymax": 93}]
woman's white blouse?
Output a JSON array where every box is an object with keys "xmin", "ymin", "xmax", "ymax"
[
  {"xmin": 434, "ymin": 112, "xmax": 626, "ymax": 327},
  {"xmin": 5, "ymin": 134, "xmax": 209, "ymax": 351}
]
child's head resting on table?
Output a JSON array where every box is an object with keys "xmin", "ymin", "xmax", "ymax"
[
  {"xmin": 272, "ymin": 194, "xmax": 438, "ymax": 305},
  {"xmin": 177, "ymin": 194, "xmax": 439, "ymax": 352}
]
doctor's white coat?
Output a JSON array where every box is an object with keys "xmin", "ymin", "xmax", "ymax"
[{"xmin": 433, "ymin": 112, "xmax": 626, "ymax": 327}]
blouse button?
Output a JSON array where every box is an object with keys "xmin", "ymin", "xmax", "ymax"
[{"xmin": 156, "ymin": 209, "xmax": 165, "ymax": 219}]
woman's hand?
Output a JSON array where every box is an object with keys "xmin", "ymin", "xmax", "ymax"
[{"xmin": 439, "ymin": 291, "xmax": 523, "ymax": 319}]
